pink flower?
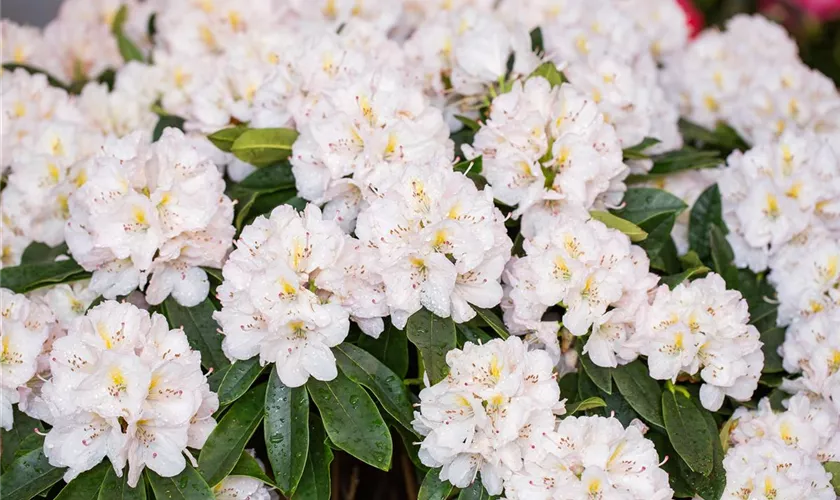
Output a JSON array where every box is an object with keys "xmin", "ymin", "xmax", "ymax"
[
  {"xmin": 793, "ymin": 0, "xmax": 840, "ymax": 20},
  {"xmin": 676, "ymin": 0, "xmax": 706, "ymax": 38}
]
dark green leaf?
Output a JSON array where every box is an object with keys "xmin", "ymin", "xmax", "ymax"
[
  {"xmin": 678, "ymin": 402, "xmax": 727, "ymax": 500},
  {"xmin": 636, "ymin": 212, "xmax": 680, "ymax": 273},
  {"xmin": 565, "ymin": 396, "xmax": 607, "ymax": 414},
  {"xmin": 589, "ymin": 211, "xmax": 648, "ymax": 242},
  {"xmin": 386, "ymin": 416, "xmax": 427, "ymax": 472},
  {"xmin": 1, "ymin": 409, "xmax": 41, "ymax": 471},
  {"xmin": 613, "ymin": 188, "xmax": 687, "ymax": 225},
  {"xmin": 418, "ymin": 469, "xmax": 452, "ymax": 500},
  {"xmin": 20, "ymin": 243, "xmax": 69, "ymax": 264},
  {"xmin": 229, "ymin": 451, "xmax": 275, "ymax": 487},
  {"xmin": 648, "ymin": 431, "xmax": 695, "ymax": 497},
  {"xmin": 357, "ymin": 322, "xmax": 409, "ymax": 378},
  {"xmin": 473, "ymin": 307, "xmax": 509, "ymax": 339},
  {"xmin": 306, "ymin": 372, "xmax": 392, "ymax": 470},
  {"xmin": 152, "ymin": 116, "xmax": 185, "ymax": 142},
  {"xmin": 203, "ymin": 267, "xmax": 223, "ymax": 284},
  {"xmin": 558, "ymin": 373, "xmax": 578, "ymax": 404},
  {"xmin": 528, "ymin": 61, "xmax": 565, "ymax": 87},
  {"xmin": 454, "ymin": 115, "xmax": 480, "ymax": 132},
  {"xmin": 265, "ymin": 370, "xmax": 309, "ymax": 496},
  {"xmin": 760, "ymin": 327, "xmax": 786, "ymax": 374},
  {"xmin": 162, "ymin": 297, "xmax": 229, "ymax": 370},
  {"xmin": 453, "ymin": 155, "xmax": 482, "ymax": 175},
  {"xmin": 147, "ymin": 13, "xmax": 157, "ymax": 38},
  {"xmin": 679, "ymin": 118, "xmax": 748, "ymax": 155},
  {"xmin": 207, "ymin": 125, "xmax": 248, "ymax": 153},
  {"xmin": 1, "ymin": 63, "xmax": 68, "ymax": 90},
  {"xmin": 334, "ymin": 343, "xmax": 415, "ymax": 431},
  {"xmin": 579, "ymin": 352, "xmax": 612, "ymax": 395},
  {"xmin": 663, "ymin": 388, "xmax": 714, "ymax": 476},
  {"xmin": 230, "ymin": 128, "xmax": 299, "ymax": 167},
  {"xmin": 406, "ymin": 309, "xmax": 457, "ymax": 385},
  {"xmin": 680, "ymin": 250, "xmax": 705, "ymax": 271},
  {"xmin": 243, "ymin": 189, "xmax": 297, "ymax": 225},
  {"xmin": 198, "ymin": 383, "xmax": 267, "ymax": 486},
  {"xmin": 612, "ymin": 360, "xmax": 665, "ymax": 429},
  {"xmin": 649, "ymin": 148, "xmax": 722, "ymax": 175},
  {"xmin": 622, "ymin": 137, "xmax": 662, "ymax": 160},
  {"xmin": 0, "ymin": 448, "xmax": 64, "ymax": 500},
  {"xmin": 217, "ymin": 358, "xmax": 264, "ymax": 405},
  {"xmin": 54, "ymin": 461, "xmax": 109, "ymax": 500},
  {"xmin": 0, "ymin": 259, "xmax": 88, "ymax": 293},
  {"xmin": 689, "ymin": 184, "xmax": 724, "ymax": 262},
  {"xmin": 11, "ymin": 433, "xmax": 43, "ymax": 462},
  {"xmin": 767, "ymin": 388, "xmax": 790, "ymax": 411},
  {"xmin": 597, "ymin": 381, "xmax": 640, "ymax": 427},
  {"xmin": 458, "ymin": 479, "xmax": 493, "ymax": 500},
  {"xmin": 146, "ymin": 464, "xmax": 214, "ymax": 500},
  {"xmin": 529, "ymin": 27, "xmax": 544, "ymax": 53},
  {"xmin": 237, "ymin": 162, "xmax": 296, "ymax": 190},
  {"xmin": 98, "ymin": 467, "xmax": 146, "ymax": 500},
  {"xmin": 456, "ymin": 323, "xmax": 493, "ymax": 347},
  {"xmin": 708, "ymin": 225, "xmax": 738, "ymax": 289},
  {"xmin": 207, "ymin": 364, "xmax": 230, "ymax": 393},
  {"xmin": 660, "ymin": 266, "xmax": 711, "ymax": 289},
  {"xmin": 824, "ymin": 462, "xmax": 840, "ymax": 495},
  {"xmin": 291, "ymin": 416, "xmax": 333, "ymax": 500}
]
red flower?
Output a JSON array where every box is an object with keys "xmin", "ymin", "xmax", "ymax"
[
  {"xmin": 792, "ymin": 0, "xmax": 840, "ymax": 20},
  {"xmin": 676, "ymin": 0, "xmax": 706, "ymax": 38}
]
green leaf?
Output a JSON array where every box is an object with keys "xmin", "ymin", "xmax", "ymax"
[
  {"xmin": 689, "ymin": 184, "xmax": 724, "ymax": 262},
  {"xmin": 456, "ymin": 323, "xmax": 493, "ymax": 347},
  {"xmin": 612, "ymin": 360, "xmax": 665, "ymax": 428},
  {"xmin": 647, "ymin": 431, "xmax": 695, "ymax": 497},
  {"xmin": 613, "ymin": 188, "xmax": 687, "ymax": 225},
  {"xmin": 207, "ymin": 125, "xmax": 249, "ymax": 153},
  {"xmin": 680, "ymin": 250, "xmax": 705, "ymax": 271},
  {"xmin": 529, "ymin": 27, "xmax": 544, "ymax": 53},
  {"xmin": 473, "ymin": 307, "xmax": 510, "ymax": 339},
  {"xmin": 405, "ymin": 309, "xmax": 457, "ymax": 385},
  {"xmin": 637, "ymin": 212, "xmax": 680, "ymax": 273},
  {"xmin": 306, "ymin": 372, "xmax": 393, "ymax": 470},
  {"xmin": 589, "ymin": 211, "xmax": 648, "ymax": 242},
  {"xmin": 117, "ymin": 34, "xmax": 145, "ymax": 62},
  {"xmin": 528, "ymin": 61, "xmax": 565, "ymax": 87},
  {"xmin": 386, "ymin": 415, "xmax": 427, "ymax": 472},
  {"xmin": 152, "ymin": 115, "xmax": 185, "ymax": 142},
  {"xmin": 111, "ymin": 5, "xmax": 128, "ymax": 34},
  {"xmin": 454, "ymin": 115, "xmax": 480, "ymax": 132},
  {"xmin": 357, "ymin": 322, "xmax": 409, "ymax": 378},
  {"xmin": 237, "ymin": 162, "xmax": 296, "ymax": 190},
  {"xmin": 458, "ymin": 479, "xmax": 493, "ymax": 500},
  {"xmin": 659, "ymin": 266, "xmax": 711, "ymax": 289},
  {"xmin": 622, "ymin": 137, "xmax": 662, "ymax": 160},
  {"xmin": 565, "ymin": 396, "xmax": 607, "ymax": 414},
  {"xmin": 264, "ymin": 370, "xmax": 309, "ymax": 496},
  {"xmin": 1, "ymin": 63, "xmax": 69, "ymax": 90},
  {"xmin": 217, "ymin": 358, "xmax": 264, "ymax": 406},
  {"xmin": 418, "ymin": 469, "xmax": 453, "ymax": 500},
  {"xmin": 334, "ymin": 343, "xmax": 416, "ymax": 431},
  {"xmin": 678, "ymin": 402, "xmax": 727, "ymax": 500},
  {"xmin": 760, "ymin": 326, "xmax": 786, "ymax": 374},
  {"xmin": 708, "ymin": 225, "xmax": 738, "ymax": 288},
  {"xmin": 0, "ymin": 448, "xmax": 64, "ymax": 500},
  {"xmin": 54, "ymin": 461, "xmax": 109, "ymax": 500},
  {"xmin": 824, "ymin": 462, "xmax": 840, "ymax": 495},
  {"xmin": 20, "ymin": 242, "xmax": 68, "ymax": 264},
  {"xmin": 98, "ymin": 467, "xmax": 146, "ymax": 500},
  {"xmin": 230, "ymin": 128, "xmax": 299, "ymax": 167},
  {"xmin": 663, "ymin": 388, "xmax": 714, "ymax": 476},
  {"xmin": 291, "ymin": 416, "xmax": 333, "ymax": 500},
  {"xmin": 579, "ymin": 351, "xmax": 612, "ymax": 395},
  {"xmin": 198, "ymin": 383, "xmax": 267, "ymax": 487},
  {"xmin": 0, "ymin": 258, "xmax": 89, "ymax": 293},
  {"xmin": 146, "ymin": 464, "xmax": 214, "ymax": 500},
  {"xmin": 229, "ymin": 451, "xmax": 275, "ymax": 487},
  {"xmin": 162, "ymin": 297, "xmax": 229, "ymax": 370},
  {"xmin": 1, "ymin": 409, "xmax": 41, "ymax": 471},
  {"xmin": 649, "ymin": 148, "xmax": 722, "ymax": 175},
  {"xmin": 679, "ymin": 118, "xmax": 748, "ymax": 155},
  {"xmin": 453, "ymin": 155, "xmax": 483, "ymax": 175}
]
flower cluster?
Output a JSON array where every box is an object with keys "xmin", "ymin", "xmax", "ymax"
[
  {"xmin": 66, "ymin": 128, "xmax": 234, "ymax": 306},
  {"xmin": 635, "ymin": 273, "xmax": 764, "ymax": 411},
  {"xmin": 41, "ymin": 300, "xmax": 218, "ymax": 486}
]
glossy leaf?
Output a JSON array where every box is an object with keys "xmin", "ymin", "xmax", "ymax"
[
  {"xmin": 418, "ymin": 469, "xmax": 453, "ymax": 500},
  {"xmin": 579, "ymin": 352, "xmax": 612, "ymax": 395},
  {"xmin": 612, "ymin": 360, "xmax": 664, "ymax": 429},
  {"xmin": 663, "ymin": 388, "xmax": 714, "ymax": 476},
  {"xmin": 565, "ymin": 396, "xmax": 607, "ymax": 414},
  {"xmin": 622, "ymin": 137, "xmax": 661, "ymax": 160},
  {"xmin": 589, "ymin": 211, "xmax": 648, "ymax": 242},
  {"xmin": 0, "ymin": 448, "xmax": 64, "ymax": 500},
  {"xmin": 306, "ymin": 372, "xmax": 393, "ymax": 471},
  {"xmin": 264, "ymin": 370, "xmax": 309, "ymax": 496},
  {"xmin": 649, "ymin": 148, "xmax": 722, "ymax": 175},
  {"xmin": 1, "ymin": 409, "xmax": 41, "ymax": 471},
  {"xmin": 54, "ymin": 462, "xmax": 109, "ymax": 500},
  {"xmin": 217, "ymin": 358, "xmax": 264, "ymax": 406},
  {"xmin": 229, "ymin": 451, "xmax": 275, "ymax": 487},
  {"xmin": 473, "ymin": 307, "xmax": 510, "ymax": 339},
  {"xmin": 0, "ymin": 259, "xmax": 88, "ymax": 294},
  {"xmin": 20, "ymin": 242, "xmax": 69, "ymax": 264},
  {"xmin": 98, "ymin": 467, "xmax": 147, "ymax": 500},
  {"xmin": 230, "ymin": 128, "xmax": 299, "ymax": 167},
  {"xmin": 406, "ymin": 309, "xmax": 457, "ymax": 385},
  {"xmin": 152, "ymin": 116, "xmax": 185, "ymax": 142},
  {"xmin": 458, "ymin": 479, "xmax": 493, "ymax": 500},
  {"xmin": 291, "ymin": 415, "xmax": 333, "ymax": 500},
  {"xmin": 708, "ymin": 225, "xmax": 738, "ymax": 289},
  {"xmin": 612, "ymin": 188, "xmax": 687, "ymax": 225},
  {"xmin": 456, "ymin": 323, "xmax": 493, "ymax": 347},
  {"xmin": 146, "ymin": 464, "xmax": 214, "ymax": 500},
  {"xmin": 334, "ymin": 343, "xmax": 415, "ymax": 431},
  {"xmin": 162, "ymin": 297, "xmax": 229, "ymax": 370},
  {"xmin": 357, "ymin": 323, "xmax": 409, "ymax": 378},
  {"xmin": 198, "ymin": 383, "xmax": 267, "ymax": 486},
  {"xmin": 528, "ymin": 61, "xmax": 565, "ymax": 87},
  {"xmin": 207, "ymin": 125, "xmax": 248, "ymax": 152},
  {"xmin": 659, "ymin": 266, "xmax": 711, "ymax": 289},
  {"xmin": 453, "ymin": 155, "xmax": 483, "ymax": 175},
  {"xmin": 688, "ymin": 184, "xmax": 724, "ymax": 262},
  {"xmin": 678, "ymin": 402, "xmax": 727, "ymax": 500},
  {"xmin": 237, "ymin": 162, "xmax": 296, "ymax": 190}
]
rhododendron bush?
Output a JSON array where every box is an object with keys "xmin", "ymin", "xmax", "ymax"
[{"xmin": 2, "ymin": 1, "xmax": 840, "ymax": 499}]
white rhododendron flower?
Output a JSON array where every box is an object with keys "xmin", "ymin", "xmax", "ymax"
[
  {"xmin": 65, "ymin": 128, "xmax": 235, "ymax": 306},
  {"xmin": 212, "ymin": 449, "xmax": 275, "ymax": 500},
  {"xmin": 719, "ymin": 132, "xmax": 840, "ymax": 273},
  {"xmin": 463, "ymin": 77, "xmax": 628, "ymax": 218},
  {"xmin": 355, "ymin": 166, "xmax": 511, "ymax": 328},
  {"xmin": 412, "ymin": 336, "xmax": 564, "ymax": 495},
  {"xmin": 778, "ymin": 309, "xmax": 840, "ymax": 410},
  {"xmin": 0, "ymin": 288, "xmax": 55, "ymax": 430},
  {"xmin": 502, "ymin": 210, "xmax": 658, "ymax": 367},
  {"xmin": 503, "ymin": 416, "xmax": 673, "ymax": 500},
  {"xmin": 215, "ymin": 204, "xmax": 365, "ymax": 387},
  {"xmin": 721, "ymin": 438, "xmax": 835, "ymax": 500},
  {"xmin": 40, "ymin": 300, "xmax": 218, "ymax": 486},
  {"xmin": 634, "ymin": 273, "xmax": 764, "ymax": 411}
]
